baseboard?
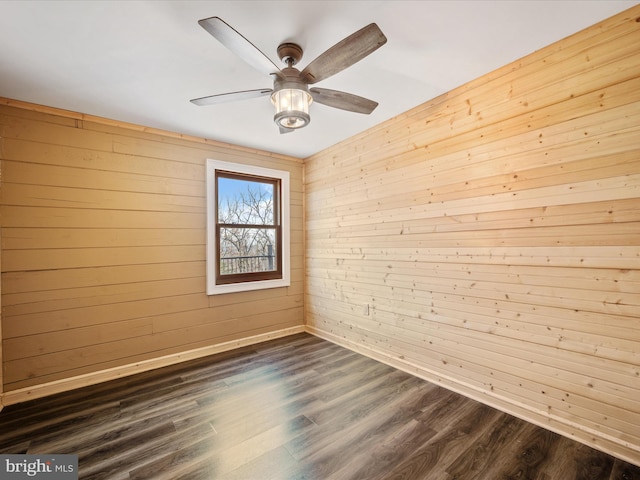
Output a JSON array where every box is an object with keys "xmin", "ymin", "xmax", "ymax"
[
  {"xmin": 304, "ymin": 325, "xmax": 640, "ymax": 468},
  {"xmin": 2, "ymin": 324, "xmax": 637, "ymax": 466},
  {"xmin": 1, "ymin": 326, "xmax": 305, "ymax": 407}
]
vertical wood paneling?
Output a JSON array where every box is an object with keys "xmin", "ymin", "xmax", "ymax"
[
  {"xmin": 0, "ymin": 103, "xmax": 304, "ymax": 392},
  {"xmin": 305, "ymin": 6, "xmax": 640, "ymax": 466}
]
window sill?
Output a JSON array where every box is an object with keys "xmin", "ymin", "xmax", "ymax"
[{"xmin": 207, "ymin": 277, "xmax": 291, "ymax": 295}]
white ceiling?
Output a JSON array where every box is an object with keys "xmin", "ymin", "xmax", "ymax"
[{"xmin": 0, "ymin": 1, "xmax": 636, "ymax": 158}]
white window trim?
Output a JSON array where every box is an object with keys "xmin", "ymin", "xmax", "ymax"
[{"xmin": 206, "ymin": 159, "xmax": 290, "ymax": 295}]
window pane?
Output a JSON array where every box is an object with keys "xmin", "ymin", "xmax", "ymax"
[
  {"xmin": 219, "ymin": 227, "xmax": 277, "ymax": 274},
  {"xmin": 218, "ymin": 177, "xmax": 275, "ymax": 225}
]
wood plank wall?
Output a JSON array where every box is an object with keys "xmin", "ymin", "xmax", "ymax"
[
  {"xmin": 304, "ymin": 6, "xmax": 640, "ymax": 465},
  {"xmin": 0, "ymin": 102, "xmax": 304, "ymax": 396}
]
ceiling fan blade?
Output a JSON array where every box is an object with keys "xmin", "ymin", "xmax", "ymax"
[
  {"xmin": 190, "ymin": 88, "xmax": 272, "ymax": 106},
  {"xmin": 310, "ymin": 88, "xmax": 378, "ymax": 114},
  {"xmin": 198, "ymin": 16, "xmax": 281, "ymax": 77},
  {"xmin": 279, "ymin": 125, "xmax": 294, "ymax": 134},
  {"xmin": 300, "ymin": 23, "xmax": 387, "ymax": 84}
]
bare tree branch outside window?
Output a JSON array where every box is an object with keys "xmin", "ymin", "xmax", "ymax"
[{"xmin": 217, "ymin": 175, "xmax": 279, "ymax": 277}]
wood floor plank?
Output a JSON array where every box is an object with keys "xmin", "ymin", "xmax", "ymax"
[
  {"xmin": 444, "ymin": 414, "xmax": 536, "ymax": 479},
  {"xmin": 289, "ymin": 379, "xmax": 430, "ymax": 478},
  {"xmin": 0, "ymin": 333, "xmax": 638, "ymax": 479},
  {"xmin": 377, "ymin": 401, "xmax": 501, "ymax": 480},
  {"xmin": 610, "ymin": 459, "xmax": 640, "ymax": 480}
]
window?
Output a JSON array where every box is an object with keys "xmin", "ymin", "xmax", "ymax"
[{"xmin": 206, "ymin": 160, "xmax": 290, "ymax": 295}]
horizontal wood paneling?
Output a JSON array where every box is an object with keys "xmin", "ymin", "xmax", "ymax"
[
  {"xmin": 304, "ymin": 6, "xmax": 640, "ymax": 466},
  {"xmin": 0, "ymin": 102, "xmax": 304, "ymax": 392}
]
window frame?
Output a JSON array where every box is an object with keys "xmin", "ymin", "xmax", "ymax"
[
  {"xmin": 206, "ymin": 159, "xmax": 290, "ymax": 295},
  {"xmin": 214, "ymin": 170, "xmax": 282, "ymax": 285}
]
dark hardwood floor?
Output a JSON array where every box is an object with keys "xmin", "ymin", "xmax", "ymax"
[{"xmin": 0, "ymin": 333, "xmax": 638, "ymax": 479}]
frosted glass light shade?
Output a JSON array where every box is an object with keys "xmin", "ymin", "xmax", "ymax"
[{"xmin": 271, "ymin": 88, "xmax": 312, "ymax": 129}]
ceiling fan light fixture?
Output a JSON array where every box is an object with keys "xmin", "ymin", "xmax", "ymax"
[
  {"xmin": 191, "ymin": 18, "xmax": 387, "ymax": 132},
  {"xmin": 271, "ymin": 88, "xmax": 312, "ymax": 129}
]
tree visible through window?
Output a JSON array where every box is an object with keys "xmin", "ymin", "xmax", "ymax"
[
  {"xmin": 206, "ymin": 159, "xmax": 290, "ymax": 295},
  {"xmin": 216, "ymin": 172, "xmax": 281, "ymax": 284}
]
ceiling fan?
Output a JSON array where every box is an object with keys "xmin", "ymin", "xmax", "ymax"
[{"xmin": 190, "ymin": 16, "xmax": 387, "ymax": 133}]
